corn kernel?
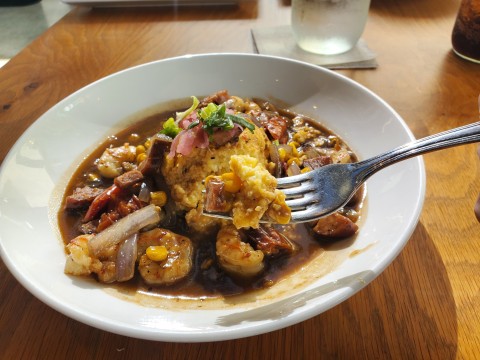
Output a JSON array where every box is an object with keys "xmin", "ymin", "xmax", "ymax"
[
  {"xmin": 144, "ymin": 138, "xmax": 151, "ymax": 149},
  {"xmin": 221, "ymin": 172, "xmax": 242, "ymax": 193},
  {"xmin": 136, "ymin": 145, "xmax": 146, "ymax": 155},
  {"xmin": 288, "ymin": 142, "xmax": 299, "ymax": 157},
  {"xmin": 150, "ymin": 191, "xmax": 167, "ymax": 207},
  {"xmin": 287, "ymin": 158, "xmax": 301, "ymax": 166},
  {"xmin": 278, "ymin": 148, "xmax": 287, "ymax": 162},
  {"xmin": 136, "ymin": 153, "xmax": 147, "ymax": 164},
  {"xmin": 146, "ymin": 246, "xmax": 168, "ymax": 262},
  {"xmin": 267, "ymin": 162, "xmax": 276, "ymax": 172},
  {"xmin": 301, "ymin": 166, "xmax": 312, "ymax": 173},
  {"xmin": 267, "ymin": 200, "xmax": 291, "ymax": 225}
]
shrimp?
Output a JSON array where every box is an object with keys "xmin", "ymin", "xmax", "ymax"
[
  {"xmin": 97, "ymin": 143, "xmax": 136, "ymax": 178},
  {"xmin": 64, "ymin": 234, "xmax": 100, "ymax": 276},
  {"xmin": 137, "ymin": 228, "xmax": 193, "ymax": 286},
  {"xmin": 64, "ymin": 234, "xmax": 118, "ymax": 283},
  {"xmin": 216, "ymin": 224, "xmax": 264, "ymax": 277}
]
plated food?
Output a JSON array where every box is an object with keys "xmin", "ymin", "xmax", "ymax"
[
  {"xmin": 0, "ymin": 54, "xmax": 424, "ymax": 341},
  {"xmin": 60, "ymin": 90, "xmax": 364, "ymax": 298}
]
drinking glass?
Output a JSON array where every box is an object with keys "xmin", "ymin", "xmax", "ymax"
[
  {"xmin": 452, "ymin": 0, "xmax": 480, "ymax": 63},
  {"xmin": 291, "ymin": 0, "xmax": 371, "ymax": 56}
]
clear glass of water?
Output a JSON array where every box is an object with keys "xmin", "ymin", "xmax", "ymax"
[{"xmin": 291, "ymin": 0, "xmax": 371, "ymax": 55}]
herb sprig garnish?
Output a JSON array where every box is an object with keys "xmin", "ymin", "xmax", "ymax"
[{"xmin": 189, "ymin": 102, "xmax": 255, "ymax": 135}]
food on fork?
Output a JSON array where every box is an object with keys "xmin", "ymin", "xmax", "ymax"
[
  {"xmin": 204, "ymin": 154, "xmax": 291, "ymax": 228},
  {"xmin": 60, "ymin": 90, "xmax": 364, "ymax": 298}
]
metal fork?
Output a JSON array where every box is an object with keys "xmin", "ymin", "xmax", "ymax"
[{"xmin": 278, "ymin": 121, "xmax": 480, "ymax": 223}]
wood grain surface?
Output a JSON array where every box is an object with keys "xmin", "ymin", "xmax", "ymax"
[{"xmin": 1, "ymin": 0, "xmax": 479, "ymax": 358}]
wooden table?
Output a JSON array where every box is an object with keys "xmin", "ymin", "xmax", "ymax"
[{"xmin": 1, "ymin": 0, "xmax": 479, "ymax": 358}]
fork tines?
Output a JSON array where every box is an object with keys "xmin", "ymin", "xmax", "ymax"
[{"xmin": 276, "ymin": 173, "xmax": 317, "ymax": 212}]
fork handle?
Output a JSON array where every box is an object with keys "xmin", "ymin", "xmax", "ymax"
[{"xmin": 354, "ymin": 121, "xmax": 480, "ymax": 181}]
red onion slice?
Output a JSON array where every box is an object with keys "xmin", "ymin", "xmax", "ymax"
[
  {"xmin": 268, "ymin": 143, "xmax": 282, "ymax": 178},
  {"xmin": 116, "ymin": 233, "xmax": 138, "ymax": 282}
]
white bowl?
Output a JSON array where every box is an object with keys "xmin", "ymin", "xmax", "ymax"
[{"xmin": 0, "ymin": 53, "xmax": 425, "ymax": 342}]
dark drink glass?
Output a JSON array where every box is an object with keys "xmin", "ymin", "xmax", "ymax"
[{"xmin": 452, "ymin": 0, "xmax": 480, "ymax": 63}]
